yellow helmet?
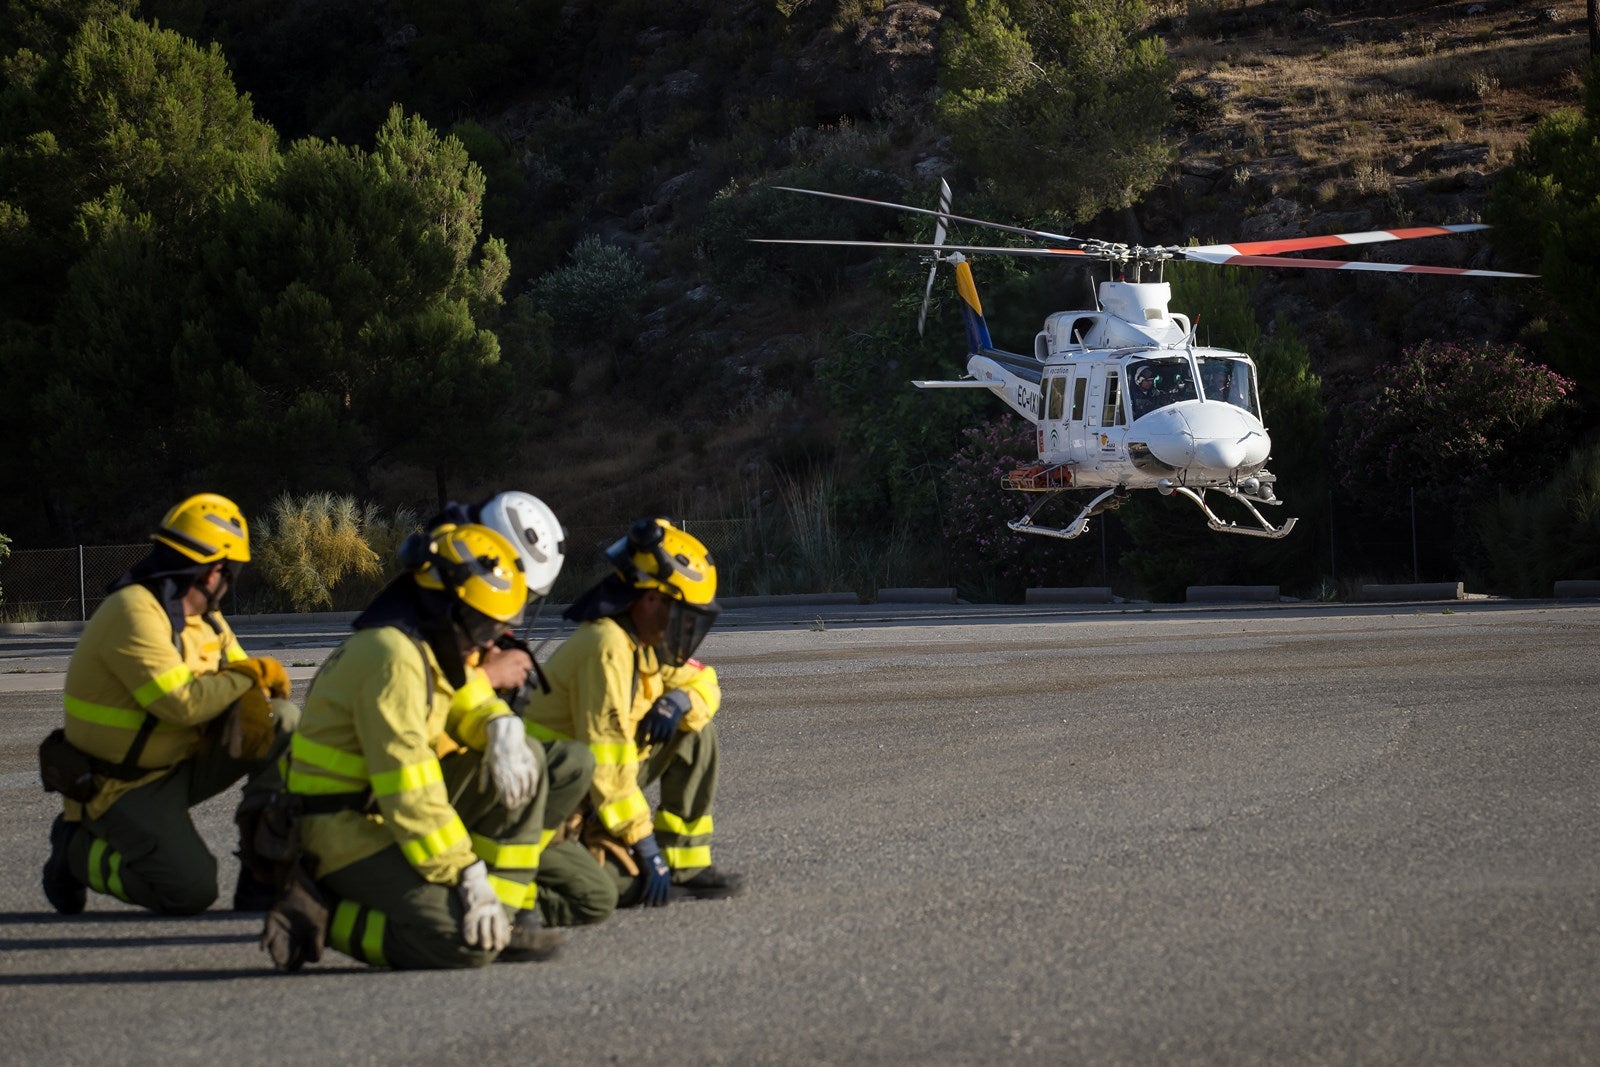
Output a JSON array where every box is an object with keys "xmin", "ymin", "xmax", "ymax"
[
  {"xmin": 412, "ymin": 523, "xmax": 529, "ymax": 626},
  {"xmin": 606, "ymin": 518, "xmax": 717, "ymax": 607},
  {"xmin": 606, "ymin": 519, "xmax": 719, "ymax": 666},
  {"xmin": 152, "ymin": 493, "xmax": 251, "ymax": 564}
]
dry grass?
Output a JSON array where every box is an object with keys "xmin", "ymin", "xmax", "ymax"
[{"xmin": 1169, "ymin": 0, "xmax": 1590, "ymax": 211}]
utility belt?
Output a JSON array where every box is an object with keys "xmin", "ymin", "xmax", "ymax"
[{"xmin": 38, "ymin": 721, "xmax": 168, "ymax": 804}]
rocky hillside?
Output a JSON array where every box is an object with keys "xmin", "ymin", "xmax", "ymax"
[{"xmin": 457, "ymin": 0, "xmax": 1591, "ymax": 533}]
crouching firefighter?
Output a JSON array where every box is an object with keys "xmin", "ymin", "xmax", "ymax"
[
  {"xmin": 40, "ymin": 493, "xmax": 296, "ymax": 916},
  {"xmin": 463, "ymin": 491, "xmax": 620, "ymax": 929},
  {"xmin": 259, "ymin": 522, "xmax": 562, "ymax": 971},
  {"xmin": 523, "ymin": 518, "xmax": 742, "ymax": 911}
]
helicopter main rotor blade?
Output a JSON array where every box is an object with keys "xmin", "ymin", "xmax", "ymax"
[
  {"xmin": 771, "ymin": 186, "xmax": 1085, "ymax": 248},
  {"xmin": 1179, "ymin": 250, "xmax": 1536, "ymax": 278},
  {"xmin": 1187, "ymin": 223, "xmax": 1491, "ymax": 258},
  {"xmin": 753, "ymin": 238, "xmax": 1095, "ymax": 258}
]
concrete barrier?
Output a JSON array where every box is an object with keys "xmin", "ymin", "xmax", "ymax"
[
  {"xmin": 1553, "ymin": 580, "xmax": 1600, "ymax": 598},
  {"xmin": 1185, "ymin": 585, "xmax": 1279, "ymax": 602},
  {"xmin": 720, "ymin": 593, "xmax": 859, "ymax": 608},
  {"xmin": 1025, "ymin": 587, "xmax": 1114, "ymax": 604},
  {"xmin": 1360, "ymin": 582, "xmax": 1464, "ymax": 602},
  {"xmin": 875, "ymin": 588, "xmax": 958, "ymax": 604}
]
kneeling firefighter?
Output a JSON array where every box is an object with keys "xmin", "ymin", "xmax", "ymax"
[
  {"xmin": 420, "ymin": 491, "xmax": 620, "ymax": 928},
  {"xmin": 470, "ymin": 492, "xmax": 619, "ymax": 928},
  {"xmin": 40, "ymin": 493, "xmax": 296, "ymax": 916},
  {"xmin": 264, "ymin": 522, "xmax": 560, "ymax": 970},
  {"xmin": 522, "ymin": 518, "xmax": 742, "ymax": 910}
]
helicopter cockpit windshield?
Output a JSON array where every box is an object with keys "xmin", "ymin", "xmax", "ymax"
[
  {"xmin": 1196, "ymin": 356, "xmax": 1258, "ymax": 417},
  {"xmin": 1127, "ymin": 357, "xmax": 1197, "ymax": 419}
]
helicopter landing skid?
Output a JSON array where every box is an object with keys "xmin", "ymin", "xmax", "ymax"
[
  {"xmin": 1171, "ymin": 486, "xmax": 1298, "ymax": 540},
  {"xmin": 1007, "ymin": 487, "xmax": 1122, "ymax": 540}
]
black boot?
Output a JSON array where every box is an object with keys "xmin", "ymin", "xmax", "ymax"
[
  {"xmin": 42, "ymin": 815, "xmax": 86, "ymax": 915},
  {"xmin": 232, "ymin": 861, "xmax": 278, "ymax": 912},
  {"xmin": 672, "ymin": 866, "xmax": 744, "ymax": 901},
  {"xmin": 498, "ymin": 912, "xmax": 563, "ymax": 963}
]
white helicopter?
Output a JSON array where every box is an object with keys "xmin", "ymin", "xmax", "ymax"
[{"xmin": 761, "ymin": 182, "xmax": 1534, "ymax": 540}]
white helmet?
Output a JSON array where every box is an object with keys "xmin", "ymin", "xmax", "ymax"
[{"xmin": 477, "ymin": 492, "xmax": 566, "ymax": 599}]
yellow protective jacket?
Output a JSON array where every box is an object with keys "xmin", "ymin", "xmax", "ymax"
[
  {"xmin": 522, "ymin": 616, "xmax": 719, "ymax": 846},
  {"xmin": 287, "ymin": 626, "xmax": 514, "ymax": 884},
  {"xmin": 62, "ymin": 584, "xmax": 252, "ymax": 819}
]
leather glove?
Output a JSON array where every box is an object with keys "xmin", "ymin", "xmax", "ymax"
[
  {"xmin": 224, "ymin": 656, "xmax": 292, "ymax": 699},
  {"xmin": 223, "ymin": 688, "xmax": 277, "ymax": 760},
  {"xmin": 638, "ymin": 689, "xmax": 691, "ymax": 746},
  {"xmin": 456, "ymin": 860, "xmax": 510, "ymax": 951},
  {"xmin": 479, "ymin": 714, "xmax": 539, "ymax": 810},
  {"xmin": 632, "ymin": 834, "xmax": 673, "ymax": 908}
]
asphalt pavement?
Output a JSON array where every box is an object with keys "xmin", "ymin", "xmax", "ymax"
[{"xmin": 1, "ymin": 601, "xmax": 1596, "ymax": 1065}]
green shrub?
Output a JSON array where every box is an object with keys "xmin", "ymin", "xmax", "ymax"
[
  {"xmin": 1476, "ymin": 442, "xmax": 1600, "ymax": 597},
  {"xmin": 528, "ymin": 236, "xmax": 648, "ymax": 344}
]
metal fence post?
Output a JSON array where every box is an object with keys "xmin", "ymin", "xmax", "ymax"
[{"xmin": 79, "ymin": 544, "xmax": 87, "ymax": 621}]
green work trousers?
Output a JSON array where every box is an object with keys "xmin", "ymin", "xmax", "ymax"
[
  {"xmin": 535, "ymin": 739, "xmax": 618, "ymax": 927},
  {"xmin": 613, "ymin": 720, "xmax": 720, "ymax": 908},
  {"xmin": 317, "ymin": 748, "xmax": 545, "ymax": 970},
  {"xmin": 67, "ymin": 733, "xmax": 287, "ymax": 915}
]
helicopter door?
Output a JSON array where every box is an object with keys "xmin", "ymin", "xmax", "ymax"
[
  {"xmin": 1087, "ymin": 365, "xmax": 1127, "ymax": 467},
  {"xmin": 1041, "ymin": 371, "xmax": 1069, "ymax": 461},
  {"xmin": 1066, "ymin": 367, "xmax": 1087, "ymax": 455}
]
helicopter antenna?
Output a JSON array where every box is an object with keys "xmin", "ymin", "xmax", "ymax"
[{"xmin": 917, "ymin": 178, "xmax": 953, "ymax": 337}]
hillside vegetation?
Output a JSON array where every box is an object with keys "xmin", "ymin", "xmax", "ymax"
[{"xmin": 2, "ymin": 0, "xmax": 1596, "ymax": 601}]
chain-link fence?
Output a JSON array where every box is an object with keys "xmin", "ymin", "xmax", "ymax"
[
  {"xmin": 0, "ymin": 521, "xmax": 758, "ymax": 622},
  {"xmin": 0, "ymin": 544, "xmax": 151, "ymax": 621}
]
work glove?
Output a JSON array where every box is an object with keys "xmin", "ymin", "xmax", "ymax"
[
  {"xmin": 224, "ymin": 656, "xmax": 292, "ymax": 699},
  {"xmin": 456, "ymin": 860, "xmax": 511, "ymax": 952},
  {"xmin": 479, "ymin": 714, "xmax": 540, "ymax": 810},
  {"xmin": 638, "ymin": 689, "xmax": 692, "ymax": 746},
  {"xmin": 223, "ymin": 687, "xmax": 277, "ymax": 760},
  {"xmin": 631, "ymin": 834, "xmax": 673, "ymax": 908}
]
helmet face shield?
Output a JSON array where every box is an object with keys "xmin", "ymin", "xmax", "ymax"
[
  {"xmin": 455, "ymin": 601, "xmax": 514, "ymax": 652},
  {"xmin": 659, "ymin": 598, "xmax": 720, "ymax": 667}
]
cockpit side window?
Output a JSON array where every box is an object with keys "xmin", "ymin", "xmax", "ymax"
[
  {"xmin": 1197, "ymin": 357, "xmax": 1258, "ymax": 416},
  {"xmin": 1128, "ymin": 357, "xmax": 1198, "ymax": 419}
]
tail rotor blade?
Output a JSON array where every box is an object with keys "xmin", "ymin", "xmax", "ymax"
[{"xmin": 918, "ymin": 179, "xmax": 952, "ymax": 337}]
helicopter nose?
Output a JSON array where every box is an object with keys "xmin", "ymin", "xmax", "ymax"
[
  {"xmin": 1139, "ymin": 402, "xmax": 1268, "ymax": 472},
  {"xmin": 1194, "ymin": 438, "xmax": 1247, "ymax": 470}
]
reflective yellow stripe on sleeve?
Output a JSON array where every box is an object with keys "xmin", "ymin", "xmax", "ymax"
[
  {"xmin": 398, "ymin": 815, "xmax": 469, "ymax": 866},
  {"xmin": 369, "ymin": 758, "xmax": 444, "ymax": 798},
  {"xmin": 597, "ymin": 788, "xmax": 650, "ymax": 833},
  {"xmin": 654, "ymin": 811, "xmax": 714, "ymax": 836},
  {"xmin": 132, "ymin": 663, "xmax": 194, "ymax": 708},
  {"xmin": 589, "ymin": 740, "xmax": 640, "ymax": 766},
  {"xmin": 224, "ymin": 642, "xmax": 248, "ymax": 663}
]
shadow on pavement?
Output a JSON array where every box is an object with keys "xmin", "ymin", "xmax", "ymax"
[{"xmin": 0, "ymin": 932, "xmax": 257, "ymax": 951}]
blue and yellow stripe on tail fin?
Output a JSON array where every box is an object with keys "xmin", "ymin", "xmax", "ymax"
[{"xmin": 950, "ymin": 253, "xmax": 993, "ymax": 353}]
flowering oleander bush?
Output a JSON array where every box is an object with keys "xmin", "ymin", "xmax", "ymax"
[
  {"xmin": 942, "ymin": 414, "xmax": 1096, "ymax": 596},
  {"xmin": 1337, "ymin": 340, "xmax": 1576, "ymax": 516}
]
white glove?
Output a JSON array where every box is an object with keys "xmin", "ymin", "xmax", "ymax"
[
  {"xmin": 456, "ymin": 860, "xmax": 510, "ymax": 951},
  {"xmin": 479, "ymin": 714, "xmax": 540, "ymax": 810}
]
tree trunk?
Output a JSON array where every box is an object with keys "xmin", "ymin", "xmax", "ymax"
[{"xmin": 1590, "ymin": 0, "xmax": 1599, "ymax": 59}]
